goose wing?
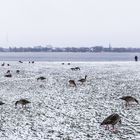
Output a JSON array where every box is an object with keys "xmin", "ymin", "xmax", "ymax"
[{"xmin": 101, "ymin": 113, "xmax": 120, "ymax": 125}]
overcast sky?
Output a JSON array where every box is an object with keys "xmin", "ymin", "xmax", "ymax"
[{"xmin": 0, "ymin": 0, "xmax": 140, "ymax": 48}]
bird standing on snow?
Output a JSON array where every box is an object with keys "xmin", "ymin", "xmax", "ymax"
[
  {"xmin": 78, "ymin": 75, "xmax": 87, "ymax": 84},
  {"xmin": 37, "ymin": 76, "xmax": 46, "ymax": 81},
  {"xmin": 75, "ymin": 67, "xmax": 80, "ymax": 70},
  {"xmin": 120, "ymin": 96, "xmax": 139, "ymax": 107},
  {"xmin": 0, "ymin": 101, "xmax": 5, "ymax": 105},
  {"xmin": 16, "ymin": 70, "xmax": 20, "ymax": 74},
  {"xmin": 4, "ymin": 73, "xmax": 12, "ymax": 77},
  {"xmin": 1, "ymin": 63, "xmax": 5, "ymax": 66},
  {"xmin": 101, "ymin": 113, "xmax": 121, "ymax": 131},
  {"xmin": 6, "ymin": 70, "xmax": 10, "ymax": 73},
  {"xmin": 15, "ymin": 99, "xmax": 31, "ymax": 108},
  {"xmin": 19, "ymin": 61, "xmax": 23, "ymax": 63},
  {"xmin": 69, "ymin": 80, "xmax": 76, "ymax": 87}
]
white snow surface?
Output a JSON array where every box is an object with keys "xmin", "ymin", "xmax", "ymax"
[{"xmin": 0, "ymin": 61, "xmax": 140, "ymax": 140}]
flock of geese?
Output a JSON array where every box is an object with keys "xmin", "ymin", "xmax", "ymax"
[
  {"xmin": 0, "ymin": 61, "xmax": 139, "ymax": 133},
  {"xmin": 69, "ymin": 75, "xmax": 87, "ymax": 87},
  {"xmin": 67, "ymin": 63, "xmax": 139, "ymax": 132},
  {"xmin": 0, "ymin": 61, "xmax": 33, "ymax": 109},
  {"xmin": 100, "ymin": 96, "xmax": 139, "ymax": 132},
  {"xmin": 0, "ymin": 99, "xmax": 31, "ymax": 109}
]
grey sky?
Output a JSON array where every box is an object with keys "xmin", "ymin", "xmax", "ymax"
[{"xmin": 0, "ymin": 0, "xmax": 140, "ymax": 48}]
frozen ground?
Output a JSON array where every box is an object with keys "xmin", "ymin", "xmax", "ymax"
[{"xmin": 0, "ymin": 61, "xmax": 140, "ymax": 140}]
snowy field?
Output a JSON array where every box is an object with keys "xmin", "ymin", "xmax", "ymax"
[{"xmin": 0, "ymin": 61, "xmax": 140, "ymax": 140}]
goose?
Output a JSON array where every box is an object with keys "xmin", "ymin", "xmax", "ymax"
[
  {"xmin": 101, "ymin": 113, "xmax": 121, "ymax": 131},
  {"xmin": 69, "ymin": 80, "xmax": 76, "ymax": 87},
  {"xmin": 37, "ymin": 76, "xmax": 46, "ymax": 81},
  {"xmin": 19, "ymin": 61, "xmax": 23, "ymax": 63},
  {"xmin": 15, "ymin": 99, "xmax": 31, "ymax": 108},
  {"xmin": 78, "ymin": 75, "xmax": 87, "ymax": 84},
  {"xmin": 4, "ymin": 73, "xmax": 12, "ymax": 77},
  {"xmin": 0, "ymin": 101, "xmax": 5, "ymax": 105},
  {"xmin": 6, "ymin": 70, "xmax": 10, "ymax": 73},
  {"xmin": 71, "ymin": 68, "xmax": 75, "ymax": 70},
  {"xmin": 16, "ymin": 70, "xmax": 20, "ymax": 74},
  {"xmin": 1, "ymin": 63, "xmax": 5, "ymax": 66},
  {"xmin": 75, "ymin": 67, "xmax": 80, "ymax": 70},
  {"xmin": 120, "ymin": 96, "xmax": 139, "ymax": 107},
  {"xmin": 71, "ymin": 67, "xmax": 80, "ymax": 71}
]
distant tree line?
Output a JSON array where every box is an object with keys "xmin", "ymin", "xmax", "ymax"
[{"xmin": 0, "ymin": 46, "xmax": 140, "ymax": 52}]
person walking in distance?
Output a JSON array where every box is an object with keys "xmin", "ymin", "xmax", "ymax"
[{"xmin": 135, "ymin": 56, "xmax": 138, "ymax": 61}]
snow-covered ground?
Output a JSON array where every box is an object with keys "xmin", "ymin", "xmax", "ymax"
[{"xmin": 0, "ymin": 61, "xmax": 140, "ymax": 140}]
